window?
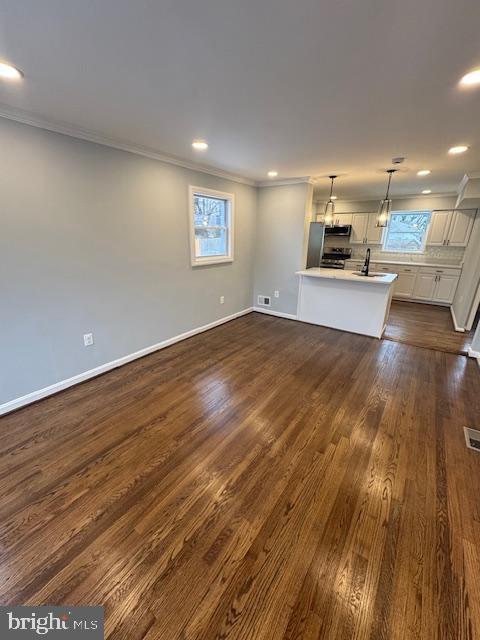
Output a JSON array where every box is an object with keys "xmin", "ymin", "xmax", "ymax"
[
  {"xmin": 189, "ymin": 186, "xmax": 234, "ymax": 266},
  {"xmin": 383, "ymin": 211, "xmax": 431, "ymax": 253}
]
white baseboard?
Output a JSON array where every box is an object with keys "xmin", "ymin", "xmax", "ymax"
[
  {"xmin": 450, "ymin": 306, "xmax": 465, "ymax": 332},
  {"xmin": 253, "ymin": 306, "xmax": 297, "ymax": 320},
  {"xmin": 467, "ymin": 346, "xmax": 480, "ymax": 359},
  {"xmin": 0, "ymin": 307, "xmax": 253, "ymax": 416}
]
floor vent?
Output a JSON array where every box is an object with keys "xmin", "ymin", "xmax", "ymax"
[
  {"xmin": 464, "ymin": 427, "xmax": 480, "ymax": 452},
  {"xmin": 257, "ymin": 295, "xmax": 271, "ymax": 307}
]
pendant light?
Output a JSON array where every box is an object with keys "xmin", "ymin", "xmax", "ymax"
[
  {"xmin": 376, "ymin": 169, "xmax": 396, "ymax": 227},
  {"xmin": 324, "ymin": 175, "xmax": 337, "ymax": 227}
]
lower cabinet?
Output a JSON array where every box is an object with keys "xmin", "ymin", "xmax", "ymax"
[
  {"xmin": 395, "ymin": 271, "xmax": 417, "ymax": 298},
  {"xmin": 412, "ymin": 269, "xmax": 460, "ymax": 304},
  {"xmin": 431, "ymin": 274, "xmax": 459, "ymax": 303},
  {"xmin": 413, "ymin": 272, "xmax": 437, "ymax": 299},
  {"xmin": 346, "ymin": 261, "xmax": 461, "ymax": 305}
]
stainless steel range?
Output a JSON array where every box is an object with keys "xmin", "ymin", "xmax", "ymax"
[{"xmin": 320, "ymin": 247, "xmax": 352, "ymax": 270}]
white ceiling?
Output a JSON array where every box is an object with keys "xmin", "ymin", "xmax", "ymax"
[{"xmin": 0, "ymin": 0, "xmax": 479, "ymax": 198}]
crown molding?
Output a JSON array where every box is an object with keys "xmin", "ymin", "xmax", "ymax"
[
  {"xmin": 312, "ymin": 192, "xmax": 456, "ymax": 203},
  {"xmin": 0, "ymin": 103, "xmax": 257, "ymax": 187},
  {"xmin": 257, "ymin": 176, "xmax": 314, "ymax": 188}
]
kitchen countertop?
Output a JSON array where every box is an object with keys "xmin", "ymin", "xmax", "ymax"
[
  {"xmin": 296, "ymin": 268, "xmax": 397, "ymax": 285},
  {"xmin": 349, "ymin": 259, "xmax": 462, "ymax": 270}
]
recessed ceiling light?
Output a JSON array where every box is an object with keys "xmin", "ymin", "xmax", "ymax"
[
  {"xmin": 417, "ymin": 169, "xmax": 431, "ymax": 176},
  {"xmin": 460, "ymin": 69, "xmax": 480, "ymax": 86},
  {"xmin": 192, "ymin": 140, "xmax": 208, "ymax": 151},
  {"xmin": 422, "ymin": 189, "xmax": 432, "ymax": 194},
  {"xmin": 448, "ymin": 145, "xmax": 468, "ymax": 154},
  {"xmin": 0, "ymin": 61, "xmax": 23, "ymax": 80},
  {"xmin": 267, "ymin": 170, "xmax": 278, "ymax": 177}
]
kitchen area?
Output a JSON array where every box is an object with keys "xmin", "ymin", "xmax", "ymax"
[{"xmin": 297, "ymin": 198, "xmax": 478, "ymax": 351}]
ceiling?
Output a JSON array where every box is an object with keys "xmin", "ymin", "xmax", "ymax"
[{"xmin": 0, "ymin": 0, "xmax": 479, "ymax": 198}]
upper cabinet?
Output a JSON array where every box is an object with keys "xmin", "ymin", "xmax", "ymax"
[
  {"xmin": 447, "ymin": 210, "xmax": 475, "ymax": 246},
  {"xmin": 426, "ymin": 211, "xmax": 451, "ymax": 245},
  {"xmin": 350, "ymin": 213, "xmax": 384, "ymax": 244},
  {"xmin": 316, "ymin": 212, "xmax": 353, "ymax": 226},
  {"xmin": 426, "ymin": 210, "xmax": 475, "ymax": 247}
]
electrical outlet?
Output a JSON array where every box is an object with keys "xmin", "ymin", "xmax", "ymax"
[
  {"xmin": 274, "ymin": 290, "xmax": 280, "ymax": 298},
  {"xmin": 83, "ymin": 332, "xmax": 94, "ymax": 347},
  {"xmin": 220, "ymin": 295, "xmax": 225, "ymax": 304}
]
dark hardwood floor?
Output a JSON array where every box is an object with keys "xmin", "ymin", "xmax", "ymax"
[
  {"xmin": 384, "ymin": 300, "xmax": 477, "ymax": 355},
  {"xmin": 1, "ymin": 312, "xmax": 480, "ymax": 639}
]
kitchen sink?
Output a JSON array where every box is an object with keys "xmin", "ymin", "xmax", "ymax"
[{"xmin": 352, "ymin": 271, "xmax": 383, "ymax": 278}]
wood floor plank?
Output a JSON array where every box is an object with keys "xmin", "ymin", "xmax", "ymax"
[{"xmin": 0, "ymin": 311, "xmax": 479, "ymax": 639}]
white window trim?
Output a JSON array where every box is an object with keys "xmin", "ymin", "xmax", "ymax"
[
  {"xmin": 188, "ymin": 185, "xmax": 234, "ymax": 266},
  {"xmin": 381, "ymin": 210, "xmax": 431, "ymax": 254}
]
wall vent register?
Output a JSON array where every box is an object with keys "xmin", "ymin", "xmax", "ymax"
[
  {"xmin": 464, "ymin": 427, "xmax": 480, "ymax": 452},
  {"xmin": 257, "ymin": 295, "xmax": 271, "ymax": 307}
]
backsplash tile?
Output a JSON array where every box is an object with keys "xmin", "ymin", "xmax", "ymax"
[{"xmin": 324, "ymin": 236, "xmax": 464, "ymax": 265}]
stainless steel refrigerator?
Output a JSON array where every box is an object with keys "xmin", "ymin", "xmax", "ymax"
[{"xmin": 305, "ymin": 222, "xmax": 325, "ymax": 269}]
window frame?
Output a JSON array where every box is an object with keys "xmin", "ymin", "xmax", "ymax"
[
  {"xmin": 188, "ymin": 185, "xmax": 235, "ymax": 267},
  {"xmin": 382, "ymin": 210, "xmax": 431, "ymax": 254}
]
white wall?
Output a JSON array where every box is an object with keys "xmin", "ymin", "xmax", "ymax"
[
  {"xmin": 451, "ymin": 197, "xmax": 480, "ymax": 328},
  {"xmin": 471, "ymin": 323, "xmax": 480, "ymax": 354},
  {"xmin": 253, "ymin": 182, "xmax": 313, "ymax": 316},
  {"xmin": 0, "ymin": 118, "xmax": 257, "ymax": 406}
]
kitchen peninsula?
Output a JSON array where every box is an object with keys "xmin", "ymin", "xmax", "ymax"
[{"xmin": 296, "ymin": 268, "xmax": 398, "ymax": 338}]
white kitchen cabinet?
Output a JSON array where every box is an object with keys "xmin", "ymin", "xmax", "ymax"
[
  {"xmin": 432, "ymin": 274, "xmax": 459, "ymax": 303},
  {"xmin": 395, "ymin": 272, "xmax": 417, "ymax": 298},
  {"xmin": 413, "ymin": 273, "xmax": 437, "ymax": 299},
  {"xmin": 426, "ymin": 209, "xmax": 476, "ymax": 247},
  {"xmin": 413, "ymin": 267, "xmax": 460, "ymax": 304},
  {"xmin": 350, "ymin": 213, "xmax": 383, "ymax": 244},
  {"xmin": 350, "ymin": 213, "xmax": 368, "ymax": 244},
  {"xmin": 366, "ymin": 215, "xmax": 384, "ymax": 244},
  {"xmin": 426, "ymin": 211, "xmax": 451, "ymax": 246},
  {"xmin": 447, "ymin": 210, "xmax": 475, "ymax": 246},
  {"xmin": 331, "ymin": 213, "xmax": 353, "ymax": 226}
]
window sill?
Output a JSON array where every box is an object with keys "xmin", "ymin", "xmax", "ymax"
[
  {"xmin": 191, "ymin": 256, "xmax": 233, "ymax": 267},
  {"xmin": 380, "ymin": 249, "xmax": 426, "ymax": 255}
]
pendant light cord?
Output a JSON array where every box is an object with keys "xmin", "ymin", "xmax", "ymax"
[{"xmin": 385, "ymin": 169, "xmax": 395, "ymax": 200}]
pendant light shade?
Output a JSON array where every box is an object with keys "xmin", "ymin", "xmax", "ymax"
[
  {"xmin": 376, "ymin": 169, "xmax": 396, "ymax": 228},
  {"xmin": 324, "ymin": 175, "xmax": 337, "ymax": 227}
]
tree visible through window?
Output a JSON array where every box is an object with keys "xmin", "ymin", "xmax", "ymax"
[
  {"xmin": 383, "ymin": 211, "xmax": 431, "ymax": 253},
  {"xmin": 189, "ymin": 187, "xmax": 234, "ymax": 266}
]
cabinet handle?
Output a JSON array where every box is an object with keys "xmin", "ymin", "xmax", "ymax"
[
  {"xmin": 435, "ymin": 270, "xmax": 443, "ymax": 273},
  {"xmin": 404, "ymin": 269, "xmax": 411, "ymax": 272}
]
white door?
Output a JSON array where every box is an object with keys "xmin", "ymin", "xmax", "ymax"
[
  {"xmin": 426, "ymin": 211, "xmax": 451, "ymax": 245},
  {"xmin": 433, "ymin": 275, "xmax": 459, "ymax": 304},
  {"xmin": 350, "ymin": 213, "xmax": 368, "ymax": 244},
  {"xmin": 365, "ymin": 214, "xmax": 384, "ymax": 244},
  {"xmin": 413, "ymin": 273, "xmax": 437, "ymax": 299},
  {"xmin": 447, "ymin": 210, "xmax": 475, "ymax": 247},
  {"xmin": 394, "ymin": 273, "xmax": 416, "ymax": 298}
]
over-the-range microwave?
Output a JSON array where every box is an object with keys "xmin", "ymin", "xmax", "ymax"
[{"xmin": 324, "ymin": 224, "xmax": 352, "ymax": 237}]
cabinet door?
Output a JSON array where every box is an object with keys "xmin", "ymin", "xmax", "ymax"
[
  {"xmin": 426, "ymin": 211, "xmax": 451, "ymax": 245},
  {"xmin": 433, "ymin": 275, "xmax": 459, "ymax": 304},
  {"xmin": 394, "ymin": 273, "xmax": 416, "ymax": 298},
  {"xmin": 336, "ymin": 213, "xmax": 353, "ymax": 226},
  {"xmin": 365, "ymin": 214, "xmax": 384, "ymax": 244},
  {"xmin": 413, "ymin": 273, "xmax": 437, "ymax": 299},
  {"xmin": 447, "ymin": 210, "xmax": 475, "ymax": 247},
  {"xmin": 350, "ymin": 213, "xmax": 368, "ymax": 244}
]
